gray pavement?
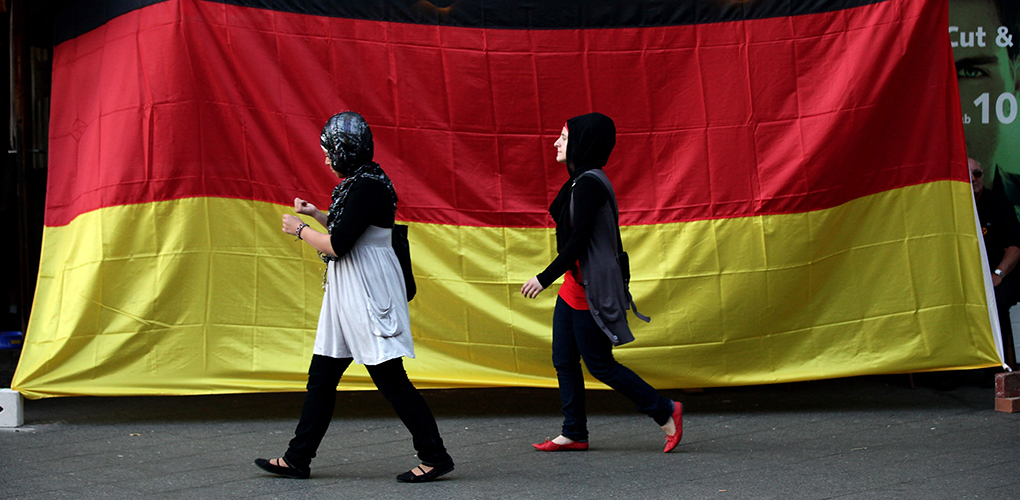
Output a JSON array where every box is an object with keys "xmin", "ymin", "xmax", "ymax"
[{"xmin": 0, "ymin": 374, "xmax": 1017, "ymax": 499}]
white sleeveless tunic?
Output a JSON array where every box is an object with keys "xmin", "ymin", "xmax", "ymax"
[{"xmin": 313, "ymin": 225, "xmax": 415, "ymax": 365}]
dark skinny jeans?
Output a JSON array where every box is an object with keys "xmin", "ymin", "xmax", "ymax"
[
  {"xmin": 283, "ymin": 355, "xmax": 452, "ymax": 471},
  {"xmin": 552, "ymin": 296, "xmax": 674, "ymax": 442},
  {"xmin": 995, "ymin": 276, "xmax": 1020, "ymax": 369}
]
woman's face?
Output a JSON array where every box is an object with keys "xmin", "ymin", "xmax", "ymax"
[
  {"xmin": 322, "ymin": 146, "xmax": 341, "ymax": 178},
  {"xmin": 554, "ymin": 126, "xmax": 568, "ymax": 164}
]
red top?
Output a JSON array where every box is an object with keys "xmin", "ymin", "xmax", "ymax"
[{"xmin": 558, "ymin": 263, "xmax": 589, "ymax": 310}]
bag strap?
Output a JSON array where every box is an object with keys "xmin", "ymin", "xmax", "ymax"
[{"xmin": 576, "ymin": 170, "xmax": 624, "ymax": 254}]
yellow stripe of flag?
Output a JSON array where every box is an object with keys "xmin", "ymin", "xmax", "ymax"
[{"xmin": 13, "ymin": 180, "xmax": 998, "ymax": 398}]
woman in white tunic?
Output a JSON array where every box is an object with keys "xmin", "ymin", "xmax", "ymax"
[{"xmin": 255, "ymin": 112, "xmax": 454, "ymax": 483}]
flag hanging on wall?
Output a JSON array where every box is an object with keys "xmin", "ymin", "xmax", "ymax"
[{"xmin": 14, "ymin": 0, "xmax": 999, "ymax": 398}]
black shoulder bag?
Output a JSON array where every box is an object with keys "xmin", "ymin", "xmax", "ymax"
[
  {"xmin": 391, "ymin": 224, "xmax": 417, "ymax": 301},
  {"xmin": 580, "ymin": 170, "xmax": 650, "ymax": 322}
]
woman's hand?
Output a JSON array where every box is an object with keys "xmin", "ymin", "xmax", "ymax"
[
  {"xmin": 521, "ymin": 277, "xmax": 545, "ymax": 298},
  {"xmin": 294, "ymin": 197, "xmax": 318, "ymax": 216},
  {"xmin": 282, "ymin": 213, "xmax": 333, "ymax": 255},
  {"xmin": 294, "ymin": 197, "xmax": 328, "ymax": 227},
  {"xmin": 282, "ymin": 214, "xmax": 305, "ymax": 236}
]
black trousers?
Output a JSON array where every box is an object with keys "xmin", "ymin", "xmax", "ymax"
[
  {"xmin": 282, "ymin": 354, "xmax": 452, "ymax": 471},
  {"xmin": 552, "ymin": 297, "xmax": 674, "ymax": 442},
  {"xmin": 995, "ymin": 278, "xmax": 1020, "ymax": 369}
]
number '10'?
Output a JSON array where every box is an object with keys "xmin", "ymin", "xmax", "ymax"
[{"xmin": 973, "ymin": 92, "xmax": 1018, "ymax": 124}]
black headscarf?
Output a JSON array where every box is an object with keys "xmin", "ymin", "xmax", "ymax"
[
  {"xmin": 548, "ymin": 113, "xmax": 617, "ymax": 253},
  {"xmin": 319, "ymin": 112, "xmax": 397, "ymax": 263}
]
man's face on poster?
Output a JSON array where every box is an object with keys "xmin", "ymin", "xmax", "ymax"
[{"xmin": 950, "ymin": 0, "xmax": 1015, "ymax": 185}]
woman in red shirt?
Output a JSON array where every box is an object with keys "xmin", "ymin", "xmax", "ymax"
[{"xmin": 522, "ymin": 113, "xmax": 683, "ymax": 453}]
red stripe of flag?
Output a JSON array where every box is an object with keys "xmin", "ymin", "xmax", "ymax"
[{"xmin": 46, "ymin": 0, "xmax": 963, "ymax": 227}]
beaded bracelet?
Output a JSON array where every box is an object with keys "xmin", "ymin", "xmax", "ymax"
[{"xmin": 296, "ymin": 223, "xmax": 309, "ymax": 240}]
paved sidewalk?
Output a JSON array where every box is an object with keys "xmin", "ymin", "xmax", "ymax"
[{"xmin": 1, "ymin": 374, "xmax": 1017, "ymax": 499}]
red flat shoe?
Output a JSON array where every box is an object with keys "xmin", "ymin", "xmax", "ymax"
[
  {"xmin": 663, "ymin": 401, "xmax": 683, "ymax": 453},
  {"xmin": 532, "ymin": 439, "xmax": 589, "ymax": 451}
]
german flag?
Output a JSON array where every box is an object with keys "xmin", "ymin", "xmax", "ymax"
[{"xmin": 14, "ymin": 0, "xmax": 999, "ymax": 398}]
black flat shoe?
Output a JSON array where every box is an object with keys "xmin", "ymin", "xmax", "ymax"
[
  {"xmin": 254, "ymin": 457, "xmax": 310, "ymax": 479},
  {"xmin": 396, "ymin": 461, "xmax": 454, "ymax": 483}
]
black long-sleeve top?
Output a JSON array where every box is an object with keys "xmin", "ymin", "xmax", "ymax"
[
  {"xmin": 329, "ymin": 178, "xmax": 395, "ymax": 258},
  {"xmin": 536, "ymin": 175, "xmax": 609, "ymax": 288},
  {"xmin": 977, "ymin": 188, "xmax": 1020, "ymax": 268}
]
